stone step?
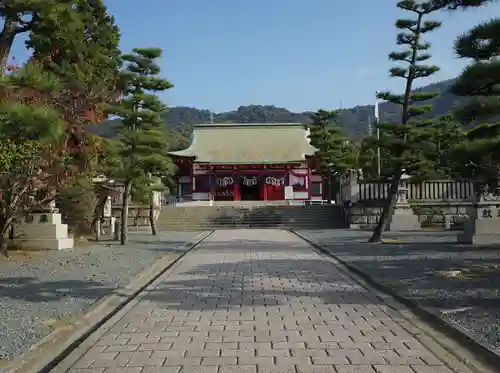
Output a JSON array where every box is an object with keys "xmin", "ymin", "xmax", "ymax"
[{"xmin": 156, "ymin": 205, "xmax": 345, "ymax": 230}]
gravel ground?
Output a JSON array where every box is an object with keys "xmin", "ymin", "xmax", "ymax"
[
  {"xmin": 0, "ymin": 231, "xmax": 208, "ymax": 361},
  {"xmin": 299, "ymin": 229, "xmax": 500, "ymax": 356}
]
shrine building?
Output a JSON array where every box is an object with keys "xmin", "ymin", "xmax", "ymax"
[{"xmin": 169, "ymin": 123, "xmax": 325, "ymax": 202}]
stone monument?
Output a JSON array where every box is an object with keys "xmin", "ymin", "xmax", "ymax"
[
  {"xmin": 15, "ymin": 202, "xmax": 74, "ymax": 250},
  {"xmin": 386, "ymin": 173, "xmax": 421, "ymax": 231},
  {"xmin": 458, "ymin": 183, "xmax": 500, "ymax": 245}
]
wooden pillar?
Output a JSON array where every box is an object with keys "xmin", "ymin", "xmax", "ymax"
[
  {"xmin": 308, "ymin": 169, "xmax": 312, "ymax": 200},
  {"xmin": 189, "ymin": 163, "xmax": 194, "ymax": 196},
  {"xmin": 234, "ymin": 183, "xmax": 240, "ymax": 200}
]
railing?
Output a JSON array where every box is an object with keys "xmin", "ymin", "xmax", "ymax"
[
  {"xmin": 164, "ymin": 194, "xmax": 193, "ymax": 205},
  {"xmin": 289, "ymin": 200, "xmax": 331, "ymax": 206},
  {"xmin": 163, "ymin": 198, "xmax": 333, "ymax": 207},
  {"xmin": 347, "ymin": 179, "xmax": 475, "ymax": 202}
]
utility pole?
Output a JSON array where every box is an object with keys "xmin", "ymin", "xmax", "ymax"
[{"xmin": 375, "ymin": 91, "xmax": 381, "ymax": 178}]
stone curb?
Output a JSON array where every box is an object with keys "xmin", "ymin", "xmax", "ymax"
[
  {"xmin": 2, "ymin": 230, "xmax": 214, "ymax": 373},
  {"xmin": 291, "ymin": 230, "xmax": 500, "ymax": 373}
]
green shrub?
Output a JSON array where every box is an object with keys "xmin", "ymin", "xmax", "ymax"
[{"xmin": 58, "ymin": 176, "xmax": 97, "ymax": 235}]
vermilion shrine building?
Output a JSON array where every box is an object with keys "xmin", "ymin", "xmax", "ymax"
[{"xmin": 169, "ymin": 123, "xmax": 326, "ymax": 202}]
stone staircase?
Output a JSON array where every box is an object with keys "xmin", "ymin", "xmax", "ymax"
[{"xmin": 156, "ymin": 205, "xmax": 346, "ymax": 230}]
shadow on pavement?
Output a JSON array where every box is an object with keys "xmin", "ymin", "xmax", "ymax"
[
  {"xmin": 141, "ymin": 238, "xmax": 387, "ymax": 310},
  {"xmin": 298, "ymin": 231, "xmax": 500, "ymax": 355},
  {"xmin": 0, "ymin": 277, "xmax": 113, "ymax": 302}
]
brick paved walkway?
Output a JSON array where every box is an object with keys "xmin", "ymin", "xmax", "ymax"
[{"xmin": 65, "ymin": 230, "xmax": 460, "ymax": 373}]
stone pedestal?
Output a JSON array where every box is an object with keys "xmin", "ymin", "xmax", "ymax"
[
  {"xmin": 386, "ymin": 181, "xmax": 421, "ymax": 231},
  {"xmin": 15, "ymin": 212, "xmax": 74, "ymax": 250},
  {"xmin": 458, "ymin": 193, "xmax": 500, "ymax": 245},
  {"xmin": 103, "ymin": 196, "xmax": 112, "ymax": 217}
]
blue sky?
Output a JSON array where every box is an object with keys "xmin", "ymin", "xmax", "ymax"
[{"xmin": 9, "ymin": 1, "xmax": 500, "ymax": 112}]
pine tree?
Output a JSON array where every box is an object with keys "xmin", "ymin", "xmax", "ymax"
[
  {"xmin": 369, "ymin": 0, "xmax": 442, "ymax": 242},
  {"xmin": 28, "ymin": 0, "xmax": 122, "ymax": 125},
  {"xmin": 308, "ymin": 110, "xmax": 356, "ymax": 201},
  {"xmin": 0, "ymin": 59, "xmax": 69, "ymax": 255},
  {"xmin": 432, "ymin": 0, "xmax": 494, "ymax": 8},
  {"xmin": 424, "ymin": 115, "xmax": 464, "ymax": 179},
  {"xmin": 1, "ymin": 1, "xmax": 121, "ymax": 123},
  {"xmin": 308, "ymin": 110, "xmax": 355, "ymax": 175},
  {"xmin": 111, "ymin": 48, "xmax": 173, "ymax": 244},
  {"xmin": 447, "ymin": 16, "xmax": 500, "ymax": 192},
  {"xmin": 0, "ymin": 0, "xmax": 71, "ymax": 72}
]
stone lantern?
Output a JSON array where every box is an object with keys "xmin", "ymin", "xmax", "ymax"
[{"xmin": 386, "ymin": 171, "xmax": 421, "ymax": 231}]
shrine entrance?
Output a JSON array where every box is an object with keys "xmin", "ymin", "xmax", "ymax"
[{"xmin": 240, "ymin": 176, "xmax": 260, "ymax": 200}]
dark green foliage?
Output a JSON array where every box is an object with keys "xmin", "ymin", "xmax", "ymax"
[
  {"xmin": 117, "ymin": 47, "xmax": 173, "ymax": 178},
  {"xmin": 0, "ymin": 60, "xmax": 67, "ymax": 255},
  {"xmin": 58, "ymin": 176, "xmax": 97, "ymax": 235},
  {"xmin": 29, "ymin": 0, "xmax": 121, "ymax": 126},
  {"xmin": 28, "ymin": 0, "xmax": 120, "ymax": 70},
  {"xmin": 307, "ymin": 109, "xmax": 356, "ymax": 177},
  {"xmin": 422, "ymin": 115, "xmax": 464, "ymax": 179},
  {"xmin": 357, "ymin": 138, "xmax": 379, "ymax": 178},
  {"xmin": 432, "ymin": 0, "xmax": 495, "ymax": 9},
  {"xmin": 448, "ymin": 15, "xmax": 500, "ymax": 190},
  {"xmin": 110, "ymin": 47, "xmax": 174, "ymax": 243},
  {"xmin": 0, "ymin": 0, "xmax": 57, "ymax": 71},
  {"xmin": 360, "ymin": 115, "xmax": 463, "ymax": 181},
  {"xmin": 369, "ymin": 0, "xmax": 443, "ymax": 242},
  {"xmin": 450, "ymin": 123, "xmax": 500, "ymax": 185}
]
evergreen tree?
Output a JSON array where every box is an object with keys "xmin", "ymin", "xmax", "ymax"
[
  {"xmin": 308, "ymin": 110, "xmax": 356, "ymax": 176},
  {"xmin": 110, "ymin": 48, "xmax": 173, "ymax": 244},
  {"xmin": 1, "ymin": 1, "xmax": 121, "ymax": 124},
  {"xmin": 28, "ymin": 0, "xmax": 122, "ymax": 125},
  {"xmin": 432, "ymin": 0, "xmax": 494, "ymax": 8},
  {"xmin": 357, "ymin": 131, "xmax": 397, "ymax": 180},
  {"xmin": 0, "ymin": 59, "xmax": 69, "ymax": 256},
  {"xmin": 357, "ymin": 137, "xmax": 379, "ymax": 178},
  {"xmin": 369, "ymin": 0, "xmax": 442, "ymax": 242},
  {"xmin": 448, "ymin": 16, "xmax": 500, "ymax": 192},
  {"xmin": 308, "ymin": 109, "xmax": 356, "ymax": 202},
  {"xmin": 0, "ymin": 0, "xmax": 71, "ymax": 72},
  {"xmin": 424, "ymin": 115, "xmax": 464, "ymax": 179}
]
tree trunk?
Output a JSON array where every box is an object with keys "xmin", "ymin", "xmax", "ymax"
[
  {"xmin": 91, "ymin": 193, "xmax": 108, "ymax": 234},
  {"xmin": 368, "ymin": 168, "xmax": 402, "ymax": 243},
  {"xmin": 0, "ymin": 216, "xmax": 13, "ymax": 257},
  {"xmin": 133, "ymin": 210, "xmax": 140, "ymax": 226},
  {"xmin": 0, "ymin": 234, "xmax": 7, "ymax": 257},
  {"xmin": 0, "ymin": 19, "xmax": 16, "ymax": 75},
  {"xmin": 149, "ymin": 202, "xmax": 157, "ymax": 235},
  {"xmin": 9, "ymin": 224, "xmax": 14, "ymax": 241},
  {"xmin": 120, "ymin": 180, "xmax": 132, "ymax": 245}
]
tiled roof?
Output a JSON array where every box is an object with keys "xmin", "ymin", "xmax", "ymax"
[{"xmin": 169, "ymin": 123, "xmax": 317, "ymax": 163}]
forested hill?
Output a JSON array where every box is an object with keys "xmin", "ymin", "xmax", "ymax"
[{"xmin": 94, "ymin": 78, "xmax": 460, "ymax": 139}]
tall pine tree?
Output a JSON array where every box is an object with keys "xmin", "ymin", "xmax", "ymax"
[
  {"xmin": 308, "ymin": 110, "xmax": 356, "ymax": 201},
  {"xmin": 28, "ymin": 0, "xmax": 122, "ymax": 125},
  {"xmin": 308, "ymin": 110, "xmax": 356, "ymax": 175},
  {"xmin": 111, "ymin": 48, "xmax": 173, "ymax": 244},
  {"xmin": 0, "ymin": 0, "xmax": 73, "ymax": 72},
  {"xmin": 447, "ymin": 12, "xmax": 500, "ymax": 191},
  {"xmin": 369, "ymin": 0, "xmax": 442, "ymax": 242}
]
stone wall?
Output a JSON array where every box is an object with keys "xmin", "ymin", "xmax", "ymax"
[
  {"xmin": 348, "ymin": 201, "xmax": 470, "ymax": 230},
  {"xmin": 341, "ymin": 177, "xmax": 475, "ymax": 203}
]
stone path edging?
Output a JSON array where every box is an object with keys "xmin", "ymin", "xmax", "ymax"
[
  {"xmin": 3, "ymin": 230, "xmax": 214, "ymax": 373},
  {"xmin": 291, "ymin": 230, "xmax": 500, "ymax": 373}
]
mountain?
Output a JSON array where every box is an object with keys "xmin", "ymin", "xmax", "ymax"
[{"xmin": 93, "ymin": 78, "xmax": 463, "ymax": 139}]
